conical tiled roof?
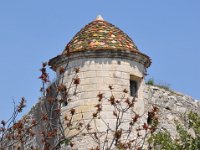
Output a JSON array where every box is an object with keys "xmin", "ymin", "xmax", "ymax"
[
  {"xmin": 49, "ymin": 16, "xmax": 151, "ymax": 69},
  {"xmin": 63, "ymin": 16, "xmax": 140, "ymax": 54}
]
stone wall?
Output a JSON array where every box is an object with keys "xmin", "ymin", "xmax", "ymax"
[
  {"xmin": 3, "ymin": 83, "xmax": 59, "ymax": 150},
  {"xmin": 144, "ymin": 85, "xmax": 200, "ymax": 137},
  {"xmin": 4, "ymin": 84, "xmax": 200, "ymax": 149}
]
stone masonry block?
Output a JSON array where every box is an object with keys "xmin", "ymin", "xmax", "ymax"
[
  {"xmin": 82, "ymin": 64, "xmax": 102, "ymax": 71},
  {"xmin": 83, "ymin": 71, "xmax": 96, "ymax": 78},
  {"xmin": 103, "ymin": 77, "xmax": 128, "ymax": 85},
  {"xmin": 75, "ymin": 105, "xmax": 96, "ymax": 113},
  {"xmin": 121, "ymin": 72, "xmax": 129, "ymax": 80},
  {"xmin": 96, "ymin": 83, "xmax": 109, "ymax": 91},
  {"xmin": 96, "ymin": 70, "xmax": 112, "ymax": 77},
  {"xmin": 79, "ymin": 91, "xmax": 98, "ymax": 99},
  {"xmin": 81, "ymin": 84, "xmax": 97, "ymax": 92},
  {"xmin": 84, "ymin": 98, "xmax": 99, "ymax": 106},
  {"xmin": 113, "ymin": 71, "xmax": 122, "ymax": 78},
  {"xmin": 81, "ymin": 77, "xmax": 103, "ymax": 84}
]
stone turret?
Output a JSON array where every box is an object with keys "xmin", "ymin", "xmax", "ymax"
[{"xmin": 49, "ymin": 15, "xmax": 151, "ymax": 149}]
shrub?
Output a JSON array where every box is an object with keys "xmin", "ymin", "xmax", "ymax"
[
  {"xmin": 146, "ymin": 78, "xmax": 154, "ymax": 85},
  {"xmin": 149, "ymin": 112, "xmax": 200, "ymax": 150}
]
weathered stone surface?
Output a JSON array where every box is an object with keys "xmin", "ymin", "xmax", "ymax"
[
  {"xmin": 6, "ymin": 83, "xmax": 200, "ymax": 150},
  {"xmin": 144, "ymin": 85, "xmax": 200, "ymax": 137}
]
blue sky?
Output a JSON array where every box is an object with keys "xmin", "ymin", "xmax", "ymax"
[{"xmin": 0, "ymin": 0, "xmax": 200, "ymax": 120}]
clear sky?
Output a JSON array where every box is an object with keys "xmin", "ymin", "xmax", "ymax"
[{"xmin": 0, "ymin": 0, "xmax": 200, "ymax": 120}]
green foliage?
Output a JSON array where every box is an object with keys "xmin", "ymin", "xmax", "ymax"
[
  {"xmin": 148, "ymin": 131, "xmax": 177, "ymax": 150},
  {"xmin": 156, "ymin": 83, "xmax": 170, "ymax": 91},
  {"xmin": 149, "ymin": 112, "xmax": 200, "ymax": 150},
  {"xmin": 188, "ymin": 112, "xmax": 200, "ymax": 134},
  {"xmin": 187, "ymin": 112, "xmax": 200, "ymax": 148},
  {"xmin": 146, "ymin": 78, "xmax": 171, "ymax": 91},
  {"xmin": 176, "ymin": 124, "xmax": 195, "ymax": 150},
  {"xmin": 146, "ymin": 78, "xmax": 154, "ymax": 85}
]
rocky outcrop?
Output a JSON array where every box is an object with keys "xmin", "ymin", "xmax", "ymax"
[{"xmin": 144, "ymin": 85, "xmax": 200, "ymax": 137}]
